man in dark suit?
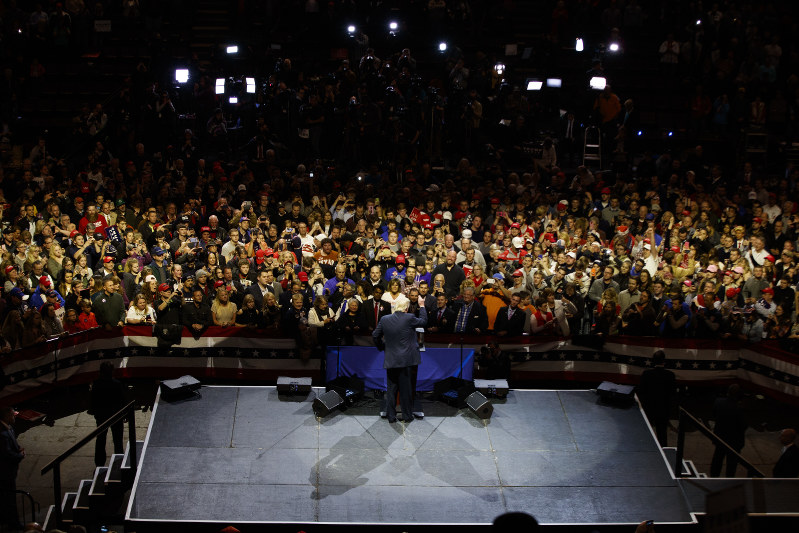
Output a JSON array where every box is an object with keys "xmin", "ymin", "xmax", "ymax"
[
  {"xmin": 91, "ymin": 361, "xmax": 126, "ymax": 466},
  {"xmin": 637, "ymin": 350, "xmax": 676, "ymax": 446},
  {"xmin": 373, "ymin": 300, "xmax": 428, "ymax": 423},
  {"xmin": 710, "ymin": 384, "xmax": 748, "ymax": 477},
  {"xmin": 246, "ymin": 269, "xmax": 282, "ymax": 309},
  {"xmin": 427, "ymin": 293, "xmax": 456, "ymax": 333},
  {"xmin": 493, "ymin": 293, "xmax": 526, "ymax": 336},
  {"xmin": 773, "ymin": 428, "xmax": 799, "ymax": 478},
  {"xmin": 363, "ymin": 286, "xmax": 391, "ymax": 330},
  {"xmin": 451, "ymin": 286, "xmax": 488, "ymax": 334},
  {"xmin": 0, "ymin": 406, "xmax": 25, "ymax": 529}
]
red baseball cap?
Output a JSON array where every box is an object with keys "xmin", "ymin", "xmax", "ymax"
[
  {"xmin": 158, "ymin": 283, "xmax": 171, "ymax": 292},
  {"xmin": 4, "ymin": 265, "xmax": 14, "ymax": 273},
  {"xmin": 298, "ymin": 271, "xmax": 309, "ymax": 282},
  {"xmin": 214, "ymin": 280, "xmax": 225, "ymax": 288},
  {"xmin": 39, "ymin": 276, "xmax": 51, "ymax": 287}
]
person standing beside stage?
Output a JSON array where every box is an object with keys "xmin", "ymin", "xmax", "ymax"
[
  {"xmin": 0, "ymin": 406, "xmax": 24, "ymax": 530},
  {"xmin": 710, "ymin": 384, "xmax": 748, "ymax": 477},
  {"xmin": 773, "ymin": 428, "xmax": 799, "ymax": 478},
  {"xmin": 373, "ymin": 299, "xmax": 428, "ymax": 423},
  {"xmin": 637, "ymin": 350, "xmax": 676, "ymax": 446},
  {"xmin": 91, "ymin": 361, "xmax": 126, "ymax": 467}
]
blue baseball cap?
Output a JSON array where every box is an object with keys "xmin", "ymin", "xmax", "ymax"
[
  {"xmin": 151, "ymin": 246, "xmax": 165, "ymax": 256},
  {"xmin": 9, "ymin": 288, "xmax": 24, "ymax": 298}
]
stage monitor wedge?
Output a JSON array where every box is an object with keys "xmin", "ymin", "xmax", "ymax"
[
  {"xmin": 161, "ymin": 375, "xmax": 201, "ymax": 402},
  {"xmin": 466, "ymin": 391, "xmax": 493, "ymax": 419},
  {"xmin": 313, "ymin": 390, "xmax": 344, "ymax": 417},
  {"xmin": 276, "ymin": 376, "xmax": 312, "ymax": 394},
  {"xmin": 474, "ymin": 379, "xmax": 509, "ymax": 398}
]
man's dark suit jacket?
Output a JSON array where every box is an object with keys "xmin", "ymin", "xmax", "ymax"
[
  {"xmin": 362, "ymin": 298, "xmax": 391, "ymax": 330},
  {"xmin": 451, "ymin": 299, "xmax": 489, "ymax": 334},
  {"xmin": 774, "ymin": 444, "xmax": 799, "ymax": 478},
  {"xmin": 638, "ymin": 366, "xmax": 676, "ymax": 420},
  {"xmin": 0, "ymin": 424, "xmax": 23, "ymax": 481},
  {"xmin": 427, "ymin": 305, "xmax": 456, "ymax": 333},
  {"xmin": 493, "ymin": 305, "xmax": 527, "ymax": 336},
  {"xmin": 373, "ymin": 308, "xmax": 428, "ymax": 369}
]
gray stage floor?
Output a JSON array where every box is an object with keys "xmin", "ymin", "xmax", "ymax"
[{"xmin": 126, "ymin": 386, "xmax": 695, "ymax": 526}]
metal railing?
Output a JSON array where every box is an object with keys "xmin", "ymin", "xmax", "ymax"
[
  {"xmin": 675, "ymin": 406, "xmax": 764, "ymax": 478},
  {"xmin": 41, "ymin": 401, "xmax": 138, "ymax": 528},
  {"xmin": 0, "ymin": 489, "xmax": 38, "ymax": 527}
]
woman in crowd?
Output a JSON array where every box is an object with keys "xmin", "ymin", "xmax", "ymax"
[
  {"xmin": 236, "ymin": 294, "xmax": 262, "ymax": 328},
  {"xmin": 211, "ymin": 287, "xmax": 237, "ymax": 327},
  {"xmin": 1, "ymin": 310, "xmax": 24, "ymax": 350},
  {"xmin": 22, "ymin": 310, "xmax": 47, "ymax": 347},
  {"xmin": 261, "ymin": 292, "xmax": 282, "ymax": 331},
  {"xmin": 337, "ymin": 298, "xmax": 366, "ymax": 345},
  {"xmin": 126, "ymin": 293, "xmax": 155, "ymax": 325},
  {"xmin": 47, "ymin": 243, "xmax": 67, "ymax": 280},
  {"xmin": 122, "ymin": 258, "xmax": 143, "ymax": 300},
  {"xmin": 41, "ymin": 302, "xmax": 65, "ymax": 338},
  {"xmin": 381, "ymin": 278, "xmax": 408, "ymax": 311}
]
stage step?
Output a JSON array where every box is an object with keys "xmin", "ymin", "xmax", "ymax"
[
  {"xmin": 73, "ymin": 479, "xmax": 93, "ymax": 523},
  {"xmin": 42, "ymin": 505, "xmax": 55, "ymax": 531},
  {"xmin": 104, "ymin": 454, "xmax": 125, "ymax": 487},
  {"xmin": 90, "ymin": 467, "xmax": 109, "ymax": 498},
  {"xmin": 74, "ymin": 479, "xmax": 92, "ymax": 510},
  {"xmin": 662, "ymin": 447, "xmax": 696, "ymax": 477},
  {"xmin": 61, "ymin": 492, "xmax": 77, "ymax": 525},
  {"xmin": 123, "ymin": 440, "xmax": 145, "ymax": 470}
]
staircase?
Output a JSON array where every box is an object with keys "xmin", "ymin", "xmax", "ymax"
[
  {"xmin": 663, "ymin": 446, "xmax": 708, "ymax": 478},
  {"xmin": 42, "ymin": 440, "xmax": 144, "ymax": 531}
]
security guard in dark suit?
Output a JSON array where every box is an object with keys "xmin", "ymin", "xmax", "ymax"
[{"xmin": 0, "ymin": 406, "xmax": 24, "ymax": 529}]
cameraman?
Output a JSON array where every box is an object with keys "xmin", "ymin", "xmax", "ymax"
[{"xmin": 155, "ymin": 283, "xmax": 183, "ymax": 328}]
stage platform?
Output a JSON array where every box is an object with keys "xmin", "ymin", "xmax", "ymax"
[{"xmin": 126, "ymin": 386, "xmax": 696, "ymax": 529}]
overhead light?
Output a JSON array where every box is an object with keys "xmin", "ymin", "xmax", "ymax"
[
  {"xmin": 668, "ymin": 131, "xmax": 674, "ymax": 137},
  {"xmin": 215, "ymin": 78, "xmax": 225, "ymax": 95},
  {"xmin": 229, "ymin": 96, "xmax": 238, "ymax": 104},
  {"xmin": 246, "ymin": 78, "xmax": 256, "ymax": 94},
  {"xmin": 637, "ymin": 130, "xmax": 643, "ymax": 137},
  {"xmin": 576, "ymin": 38, "xmax": 584, "ymax": 52},
  {"xmin": 494, "ymin": 62, "xmax": 505, "ymax": 76},
  {"xmin": 389, "ymin": 21, "xmax": 398, "ymax": 31},
  {"xmin": 696, "ymin": 19, "xmax": 702, "ymax": 25},
  {"xmin": 526, "ymin": 80, "xmax": 543, "ymax": 91},
  {"xmin": 347, "ymin": 24, "xmax": 356, "ymax": 34},
  {"xmin": 175, "ymin": 69, "xmax": 189, "ymax": 84},
  {"xmin": 546, "ymin": 78, "xmax": 562, "ymax": 88},
  {"xmin": 226, "ymin": 45, "xmax": 238, "ymax": 54},
  {"xmin": 589, "ymin": 76, "xmax": 607, "ymax": 90},
  {"xmin": 438, "ymin": 42, "xmax": 447, "ymax": 52},
  {"xmin": 609, "ymin": 42, "xmax": 620, "ymax": 52}
]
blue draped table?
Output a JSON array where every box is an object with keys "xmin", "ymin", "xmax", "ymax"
[{"xmin": 325, "ymin": 346, "xmax": 474, "ymax": 391}]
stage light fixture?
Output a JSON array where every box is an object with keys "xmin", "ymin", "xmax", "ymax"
[
  {"xmin": 388, "ymin": 21, "xmax": 398, "ymax": 35},
  {"xmin": 229, "ymin": 96, "xmax": 238, "ymax": 104},
  {"xmin": 438, "ymin": 42, "xmax": 447, "ymax": 52},
  {"xmin": 696, "ymin": 19, "xmax": 702, "ymax": 25},
  {"xmin": 609, "ymin": 42, "xmax": 620, "ymax": 52},
  {"xmin": 494, "ymin": 62, "xmax": 505, "ymax": 76},
  {"xmin": 246, "ymin": 77, "xmax": 256, "ymax": 94},
  {"xmin": 668, "ymin": 131, "xmax": 674, "ymax": 137},
  {"xmin": 576, "ymin": 38, "xmax": 584, "ymax": 52},
  {"xmin": 175, "ymin": 69, "xmax": 189, "ymax": 84},
  {"xmin": 347, "ymin": 24, "xmax": 356, "ymax": 34},
  {"xmin": 226, "ymin": 45, "xmax": 238, "ymax": 54},
  {"xmin": 589, "ymin": 76, "xmax": 607, "ymax": 90},
  {"xmin": 526, "ymin": 79, "xmax": 543, "ymax": 91},
  {"xmin": 546, "ymin": 78, "xmax": 562, "ymax": 88},
  {"xmin": 637, "ymin": 130, "xmax": 643, "ymax": 136},
  {"xmin": 215, "ymin": 78, "xmax": 225, "ymax": 95}
]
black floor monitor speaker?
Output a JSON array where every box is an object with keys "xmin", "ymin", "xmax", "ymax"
[
  {"xmin": 160, "ymin": 375, "xmax": 201, "ymax": 401},
  {"xmin": 327, "ymin": 375, "xmax": 365, "ymax": 407},
  {"xmin": 433, "ymin": 377, "xmax": 475, "ymax": 408},
  {"xmin": 276, "ymin": 376, "xmax": 312, "ymax": 394},
  {"xmin": 313, "ymin": 390, "xmax": 344, "ymax": 417},
  {"xmin": 465, "ymin": 391, "xmax": 493, "ymax": 419},
  {"xmin": 474, "ymin": 379, "xmax": 509, "ymax": 398},
  {"xmin": 596, "ymin": 381, "xmax": 635, "ymax": 404}
]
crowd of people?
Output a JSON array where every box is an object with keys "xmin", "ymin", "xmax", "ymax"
[{"xmin": 1, "ymin": 1, "xmax": 799, "ymax": 358}]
